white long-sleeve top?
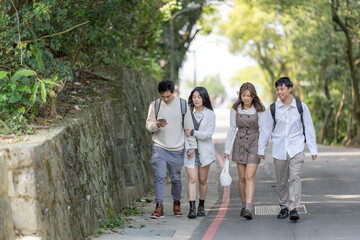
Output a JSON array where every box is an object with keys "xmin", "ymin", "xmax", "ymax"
[
  {"xmin": 184, "ymin": 107, "xmax": 216, "ymax": 168},
  {"xmin": 258, "ymin": 97, "xmax": 318, "ymax": 160},
  {"xmin": 224, "ymin": 105, "xmax": 265, "ymax": 155},
  {"xmin": 145, "ymin": 96, "xmax": 197, "ymax": 151}
]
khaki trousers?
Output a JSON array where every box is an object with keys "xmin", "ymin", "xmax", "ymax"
[{"xmin": 274, "ymin": 151, "xmax": 305, "ymax": 210}]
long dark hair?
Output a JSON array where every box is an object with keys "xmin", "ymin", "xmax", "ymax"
[
  {"xmin": 232, "ymin": 82, "xmax": 265, "ymax": 112},
  {"xmin": 188, "ymin": 87, "xmax": 213, "ymax": 113}
]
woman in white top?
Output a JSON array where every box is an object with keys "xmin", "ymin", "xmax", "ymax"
[
  {"xmin": 184, "ymin": 87, "xmax": 216, "ymax": 218},
  {"xmin": 224, "ymin": 82, "xmax": 265, "ymax": 220}
]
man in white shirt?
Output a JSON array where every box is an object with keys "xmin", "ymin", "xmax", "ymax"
[
  {"xmin": 258, "ymin": 77, "xmax": 318, "ymax": 221},
  {"xmin": 146, "ymin": 80, "xmax": 196, "ymax": 219}
]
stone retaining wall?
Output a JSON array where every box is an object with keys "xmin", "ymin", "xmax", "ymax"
[
  {"xmin": 0, "ymin": 68, "xmax": 158, "ymax": 239},
  {"xmin": 0, "ymin": 152, "xmax": 15, "ymax": 240}
]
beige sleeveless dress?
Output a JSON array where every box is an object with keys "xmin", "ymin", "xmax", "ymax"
[{"xmin": 231, "ymin": 111, "xmax": 260, "ymax": 164}]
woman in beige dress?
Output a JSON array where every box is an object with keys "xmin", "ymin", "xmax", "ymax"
[{"xmin": 224, "ymin": 82, "xmax": 265, "ymax": 220}]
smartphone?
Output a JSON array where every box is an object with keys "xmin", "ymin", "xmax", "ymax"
[{"xmin": 158, "ymin": 119, "xmax": 166, "ymax": 122}]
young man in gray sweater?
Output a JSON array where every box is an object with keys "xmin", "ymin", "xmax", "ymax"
[{"xmin": 146, "ymin": 80, "xmax": 197, "ymax": 219}]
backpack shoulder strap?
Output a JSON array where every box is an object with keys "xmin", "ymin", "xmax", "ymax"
[
  {"xmin": 296, "ymin": 99, "xmax": 303, "ymax": 115},
  {"xmin": 154, "ymin": 98, "xmax": 161, "ymax": 120},
  {"xmin": 180, "ymin": 98, "xmax": 187, "ymax": 128},
  {"xmin": 270, "ymin": 102, "xmax": 276, "ymax": 130},
  {"xmin": 296, "ymin": 99, "xmax": 306, "ymax": 143}
]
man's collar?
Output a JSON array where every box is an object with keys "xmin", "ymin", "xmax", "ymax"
[
  {"xmin": 277, "ymin": 96, "xmax": 295, "ymax": 108},
  {"xmin": 289, "ymin": 97, "xmax": 296, "ymax": 108}
]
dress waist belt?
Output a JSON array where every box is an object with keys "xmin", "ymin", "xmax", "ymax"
[{"xmin": 237, "ymin": 129, "xmax": 259, "ymax": 137}]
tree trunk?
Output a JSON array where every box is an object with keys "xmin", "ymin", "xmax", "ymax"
[
  {"xmin": 319, "ymin": 63, "xmax": 333, "ymax": 144},
  {"xmin": 256, "ymin": 43, "xmax": 277, "ymax": 102},
  {"xmin": 291, "ymin": 77, "xmax": 305, "ymax": 100},
  {"xmin": 342, "ymin": 112, "xmax": 353, "ymax": 145},
  {"xmin": 334, "ymin": 78, "xmax": 346, "ymax": 144},
  {"xmin": 331, "ymin": 0, "xmax": 360, "ymax": 145},
  {"xmin": 320, "ymin": 108, "xmax": 333, "ymax": 144}
]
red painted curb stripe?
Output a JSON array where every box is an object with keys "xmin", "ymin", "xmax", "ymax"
[
  {"xmin": 201, "ymin": 186, "xmax": 230, "ymax": 240},
  {"xmin": 215, "ymin": 150, "xmax": 224, "ymax": 169},
  {"xmin": 213, "ymin": 139, "xmax": 224, "ymax": 169},
  {"xmin": 201, "ymin": 148, "xmax": 230, "ymax": 240}
]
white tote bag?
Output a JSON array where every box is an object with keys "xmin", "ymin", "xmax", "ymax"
[{"xmin": 220, "ymin": 159, "xmax": 232, "ymax": 187}]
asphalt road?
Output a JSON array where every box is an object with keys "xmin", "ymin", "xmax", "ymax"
[
  {"xmin": 191, "ymin": 105, "xmax": 360, "ymax": 240},
  {"xmin": 96, "ymin": 104, "xmax": 360, "ymax": 240}
]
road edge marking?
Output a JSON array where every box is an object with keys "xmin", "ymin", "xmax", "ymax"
[{"xmin": 201, "ymin": 148, "xmax": 230, "ymax": 240}]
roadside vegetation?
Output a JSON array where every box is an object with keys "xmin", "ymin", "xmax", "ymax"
[
  {"xmin": 91, "ymin": 199, "xmax": 152, "ymax": 237},
  {"xmin": 220, "ymin": 0, "xmax": 360, "ymax": 146},
  {"xmin": 0, "ymin": 0, "xmax": 217, "ymax": 136},
  {"xmin": 1, "ymin": 0, "xmax": 358, "ymax": 146}
]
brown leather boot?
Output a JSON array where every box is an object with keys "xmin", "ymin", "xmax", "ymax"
[
  {"xmin": 173, "ymin": 200, "xmax": 183, "ymax": 216},
  {"xmin": 151, "ymin": 202, "xmax": 164, "ymax": 219}
]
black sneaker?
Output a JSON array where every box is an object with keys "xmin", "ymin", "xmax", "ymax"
[
  {"xmin": 240, "ymin": 207, "xmax": 246, "ymax": 217},
  {"xmin": 197, "ymin": 206, "xmax": 205, "ymax": 217},
  {"xmin": 243, "ymin": 208, "xmax": 253, "ymax": 220},
  {"xmin": 289, "ymin": 209, "xmax": 299, "ymax": 221},
  {"xmin": 277, "ymin": 207, "xmax": 289, "ymax": 219}
]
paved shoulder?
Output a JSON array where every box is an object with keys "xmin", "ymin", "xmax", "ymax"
[{"xmin": 93, "ymin": 161, "xmax": 221, "ymax": 240}]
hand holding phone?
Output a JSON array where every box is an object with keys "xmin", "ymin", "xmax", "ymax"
[{"xmin": 157, "ymin": 118, "xmax": 167, "ymax": 128}]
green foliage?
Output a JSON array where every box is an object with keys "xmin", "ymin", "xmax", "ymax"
[
  {"xmin": 0, "ymin": 68, "xmax": 60, "ymax": 134},
  {"xmin": 0, "ymin": 68, "xmax": 60, "ymax": 113},
  {"xmin": 197, "ymin": 5, "xmax": 221, "ymax": 35},
  {"xmin": 93, "ymin": 215, "xmax": 126, "ymax": 236},
  {"xmin": 229, "ymin": 66, "xmax": 270, "ymax": 104},
  {"xmin": 197, "ymin": 74, "xmax": 226, "ymax": 98},
  {"xmin": 220, "ymin": 0, "xmax": 285, "ymax": 102},
  {"xmin": 230, "ymin": 66, "xmax": 268, "ymax": 90},
  {"xmin": 220, "ymin": 0, "xmax": 360, "ymax": 145},
  {"xmin": 121, "ymin": 206, "xmax": 144, "ymax": 216},
  {"xmin": 160, "ymin": 0, "xmax": 183, "ymax": 21},
  {"xmin": 159, "ymin": 0, "xmax": 222, "ymax": 82},
  {"xmin": 92, "ymin": 205, "xmax": 144, "ymax": 237},
  {"xmin": 0, "ymin": 0, "xmax": 166, "ymax": 135},
  {"xmin": 99, "ymin": 216, "xmax": 126, "ymax": 230},
  {"xmin": 1, "ymin": 0, "xmax": 168, "ymax": 80},
  {"xmin": 0, "ymin": 113, "xmax": 35, "ymax": 135},
  {"xmin": 0, "ymin": 0, "xmax": 216, "ymax": 134}
]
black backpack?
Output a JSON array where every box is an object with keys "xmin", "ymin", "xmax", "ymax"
[
  {"xmin": 270, "ymin": 99, "xmax": 306, "ymax": 143},
  {"xmin": 154, "ymin": 98, "xmax": 187, "ymax": 128}
]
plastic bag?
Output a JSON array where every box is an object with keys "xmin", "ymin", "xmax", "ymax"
[{"xmin": 220, "ymin": 159, "xmax": 232, "ymax": 187}]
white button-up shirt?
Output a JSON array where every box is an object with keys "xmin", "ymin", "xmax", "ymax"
[{"xmin": 258, "ymin": 97, "xmax": 318, "ymax": 160}]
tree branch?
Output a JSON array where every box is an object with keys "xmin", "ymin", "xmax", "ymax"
[
  {"xmin": 10, "ymin": 0, "xmax": 23, "ymax": 65},
  {"xmin": 185, "ymin": 29, "xmax": 201, "ymax": 52},
  {"xmin": 0, "ymin": 119, "xmax": 11, "ymax": 133},
  {"xmin": 354, "ymin": 58, "xmax": 360, "ymax": 71},
  {"xmin": 23, "ymin": 21, "xmax": 90, "ymax": 43}
]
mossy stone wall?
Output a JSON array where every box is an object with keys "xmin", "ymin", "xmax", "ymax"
[
  {"xmin": 0, "ymin": 152, "xmax": 15, "ymax": 240},
  {"xmin": 0, "ymin": 68, "xmax": 158, "ymax": 239}
]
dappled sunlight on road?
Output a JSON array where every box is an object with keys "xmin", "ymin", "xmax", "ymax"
[
  {"xmin": 302, "ymin": 194, "xmax": 360, "ymax": 204},
  {"xmin": 301, "ymin": 178, "xmax": 319, "ymax": 181},
  {"xmin": 324, "ymin": 194, "xmax": 360, "ymax": 199},
  {"xmin": 306, "ymin": 152, "xmax": 360, "ymax": 156}
]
